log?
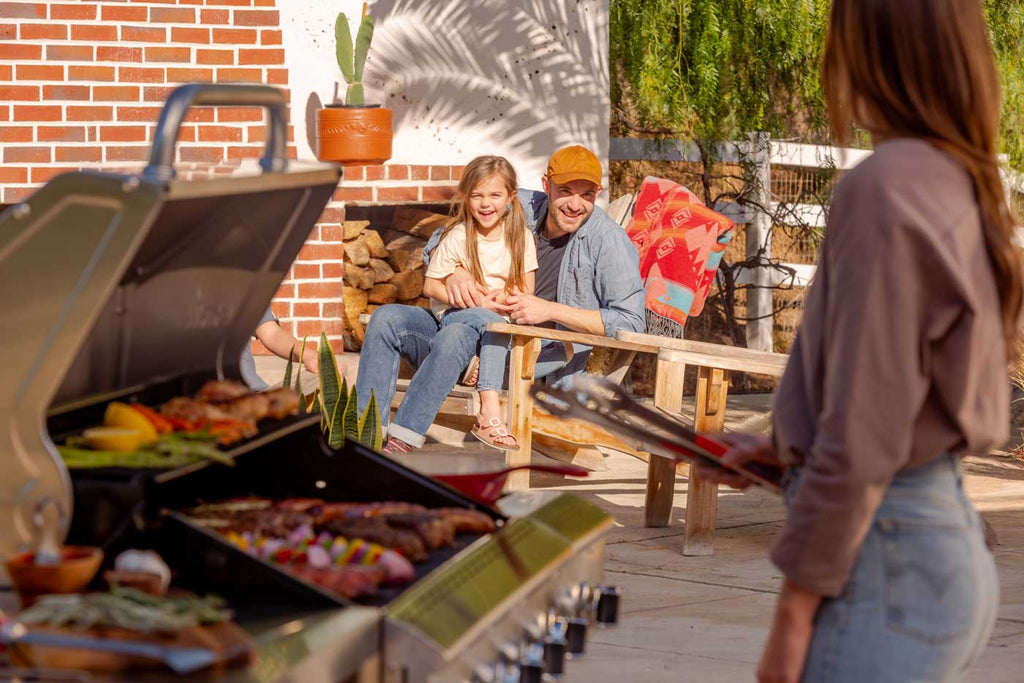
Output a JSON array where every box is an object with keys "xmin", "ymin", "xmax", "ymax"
[
  {"xmin": 364, "ymin": 230, "xmax": 388, "ymax": 259},
  {"xmin": 343, "ymin": 264, "xmax": 375, "ymax": 290},
  {"xmin": 384, "ymin": 232, "xmax": 427, "ymax": 252},
  {"xmin": 388, "ymin": 249, "xmax": 412, "ymax": 273},
  {"xmin": 343, "ymin": 235, "xmax": 370, "ymax": 266},
  {"xmin": 369, "ymin": 258, "xmax": 395, "ymax": 283},
  {"xmin": 343, "ymin": 220, "xmax": 369, "ymax": 240},
  {"xmin": 392, "ymin": 207, "xmax": 448, "ymax": 238},
  {"xmin": 391, "ymin": 270, "xmax": 424, "ymax": 300},
  {"xmin": 367, "ymin": 283, "xmax": 398, "ymax": 305},
  {"xmin": 342, "ymin": 287, "xmax": 368, "ymax": 350}
]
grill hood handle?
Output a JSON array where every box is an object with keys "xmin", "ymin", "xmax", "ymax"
[{"xmin": 143, "ymin": 83, "xmax": 288, "ymax": 182}]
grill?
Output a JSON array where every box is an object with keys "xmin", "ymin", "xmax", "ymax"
[{"xmin": 0, "ymin": 84, "xmax": 615, "ymax": 683}]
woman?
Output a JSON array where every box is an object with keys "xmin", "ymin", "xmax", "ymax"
[{"xmin": 701, "ymin": 1, "xmax": 1022, "ymax": 681}]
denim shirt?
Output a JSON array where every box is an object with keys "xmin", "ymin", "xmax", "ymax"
[{"xmin": 423, "ymin": 188, "xmax": 646, "ymax": 375}]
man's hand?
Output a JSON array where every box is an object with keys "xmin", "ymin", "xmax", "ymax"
[
  {"xmin": 694, "ymin": 433, "xmax": 779, "ymax": 489},
  {"xmin": 757, "ymin": 581, "xmax": 820, "ymax": 683},
  {"xmin": 506, "ymin": 292, "xmax": 553, "ymax": 326},
  {"xmin": 445, "ymin": 268, "xmax": 487, "ymax": 309},
  {"xmin": 301, "ymin": 345, "xmax": 319, "ymax": 375},
  {"xmin": 481, "ymin": 289, "xmax": 513, "ymax": 316}
]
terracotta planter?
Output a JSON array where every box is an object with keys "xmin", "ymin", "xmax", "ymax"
[{"xmin": 316, "ymin": 105, "xmax": 393, "ymax": 166}]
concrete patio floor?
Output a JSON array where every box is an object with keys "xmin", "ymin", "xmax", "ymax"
[{"xmin": 256, "ymin": 354, "xmax": 1024, "ymax": 682}]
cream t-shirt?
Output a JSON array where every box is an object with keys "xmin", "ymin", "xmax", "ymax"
[{"xmin": 424, "ymin": 221, "xmax": 538, "ymax": 318}]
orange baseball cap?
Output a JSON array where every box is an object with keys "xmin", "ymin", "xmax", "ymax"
[{"xmin": 546, "ymin": 145, "xmax": 603, "ymax": 187}]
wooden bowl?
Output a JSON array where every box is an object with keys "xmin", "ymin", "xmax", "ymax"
[{"xmin": 5, "ymin": 546, "xmax": 103, "ymax": 607}]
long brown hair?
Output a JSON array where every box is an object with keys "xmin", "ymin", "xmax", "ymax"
[
  {"xmin": 823, "ymin": 0, "xmax": 1022, "ymax": 356},
  {"xmin": 439, "ymin": 155, "xmax": 529, "ymax": 292}
]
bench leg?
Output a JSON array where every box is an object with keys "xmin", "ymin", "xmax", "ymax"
[
  {"xmin": 683, "ymin": 367, "xmax": 729, "ymax": 556},
  {"xmin": 506, "ymin": 335, "xmax": 541, "ymax": 491},
  {"xmin": 644, "ymin": 359, "xmax": 685, "ymax": 527}
]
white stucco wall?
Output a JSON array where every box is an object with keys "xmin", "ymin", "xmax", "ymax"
[{"xmin": 279, "ymin": 0, "xmax": 610, "ymax": 193}]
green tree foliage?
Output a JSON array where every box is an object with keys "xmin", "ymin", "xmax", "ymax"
[{"xmin": 611, "ymin": 0, "xmax": 1024, "ymax": 169}]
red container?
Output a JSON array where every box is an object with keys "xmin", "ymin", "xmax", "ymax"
[{"xmin": 433, "ymin": 464, "xmax": 588, "ymax": 505}]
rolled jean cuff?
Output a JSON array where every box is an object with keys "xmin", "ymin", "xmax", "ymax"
[
  {"xmin": 387, "ymin": 422, "xmax": 426, "ymax": 448},
  {"xmin": 476, "ymin": 383, "xmax": 501, "ymax": 393}
]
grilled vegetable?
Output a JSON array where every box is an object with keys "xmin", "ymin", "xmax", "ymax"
[
  {"xmin": 104, "ymin": 402, "xmax": 158, "ymax": 443},
  {"xmin": 59, "ymin": 432, "xmax": 234, "ymax": 469},
  {"xmin": 82, "ymin": 427, "xmax": 150, "ymax": 452}
]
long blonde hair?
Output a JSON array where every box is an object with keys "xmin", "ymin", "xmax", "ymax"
[
  {"xmin": 823, "ymin": 0, "xmax": 1023, "ymax": 358},
  {"xmin": 439, "ymin": 155, "xmax": 529, "ymax": 292}
]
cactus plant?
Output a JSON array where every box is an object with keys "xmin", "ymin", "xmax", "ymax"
[{"xmin": 335, "ymin": 6, "xmax": 374, "ymax": 106}]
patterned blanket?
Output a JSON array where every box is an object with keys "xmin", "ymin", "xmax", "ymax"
[{"xmin": 625, "ymin": 177, "xmax": 734, "ymax": 335}]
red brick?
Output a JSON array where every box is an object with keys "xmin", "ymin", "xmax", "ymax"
[
  {"xmin": 298, "ymin": 243, "xmax": 346, "ymax": 261},
  {"xmin": 0, "ymin": 64, "xmax": 10, "ymax": 80},
  {"xmin": 3, "ymin": 187, "xmax": 38, "ymax": 203},
  {"xmin": 144, "ymin": 86, "xmax": 175, "ymax": 101},
  {"xmin": 253, "ymin": 0, "xmax": 276, "ymax": 5},
  {"xmin": 167, "ymin": 67, "xmax": 213, "ymax": 82},
  {"xmin": 117, "ymin": 105, "xmax": 161, "ymax": 122},
  {"xmin": 0, "ymin": 43, "xmax": 41, "ymax": 60},
  {"xmin": 101, "ymin": 5, "xmax": 147, "ymax": 21},
  {"xmin": 31, "ymin": 166, "xmax": 78, "ymax": 182},
  {"xmin": 323, "ymin": 262, "xmax": 343, "ymax": 278},
  {"xmin": 226, "ymin": 145, "xmax": 262, "ymax": 160},
  {"xmin": 410, "ymin": 165, "xmax": 430, "ymax": 180},
  {"xmin": 291, "ymin": 264, "xmax": 320, "ymax": 280},
  {"xmin": 55, "ymin": 146, "xmax": 102, "ymax": 162},
  {"xmin": 122, "ymin": 68, "xmax": 166, "ymax": 84},
  {"xmin": 179, "ymin": 146, "xmax": 224, "ymax": 163},
  {"xmin": 172, "ymin": 27, "xmax": 209, "ymax": 44},
  {"xmin": 66, "ymin": 105, "xmax": 113, "ymax": 121},
  {"xmin": 0, "ymin": 126, "xmax": 31, "ymax": 142},
  {"xmin": 450, "ymin": 165, "xmax": 465, "ymax": 180},
  {"xmin": 0, "ymin": 3, "xmax": 46, "ymax": 19},
  {"xmin": 196, "ymin": 48, "xmax": 233, "ymax": 65},
  {"xmin": 94, "ymin": 85, "xmax": 139, "ymax": 101},
  {"xmin": 261, "ymin": 29, "xmax": 282, "ymax": 45},
  {"xmin": 319, "ymin": 224, "xmax": 346, "ymax": 241},
  {"xmin": 292, "ymin": 302, "xmax": 321, "ymax": 318},
  {"xmin": 46, "ymin": 45, "xmax": 93, "ymax": 61},
  {"xmin": 20, "ymin": 23, "xmax": 66, "ymax": 40},
  {"xmin": 423, "ymin": 186, "xmax": 457, "ymax": 202},
  {"xmin": 266, "ymin": 68, "xmax": 287, "ymax": 85},
  {"xmin": 0, "ymin": 23, "xmax": 13, "ymax": 39},
  {"xmin": 318, "ymin": 207, "xmax": 345, "ymax": 223},
  {"xmin": 332, "ymin": 187, "xmax": 372, "ymax": 202},
  {"xmin": 150, "ymin": 7, "xmax": 194, "ymax": 23},
  {"xmin": 0, "ymin": 106, "xmax": 8, "ymax": 122},
  {"xmin": 298, "ymin": 320, "xmax": 344, "ymax": 336},
  {"xmin": 238, "ymin": 48, "xmax": 283, "ymax": 65},
  {"xmin": 175, "ymin": 124, "xmax": 196, "ymax": 142},
  {"xmin": 37, "ymin": 125, "xmax": 87, "ymax": 142},
  {"xmin": 0, "ymin": 166, "xmax": 28, "ymax": 182},
  {"xmin": 145, "ymin": 47, "xmax": 191, "ymax": 63},
  {"xmin": 234, "ymin": 9, "xmax": 278, "ymax": 26},
  {"xmin": 0, "ymin": 85, "xmax": 40, "ymax": 101},
  {"xmin": 16, "ymin": 64, "xmax": 64, "ymax": 81},
  {"xmin": 213, "ymin": 0, "xmax": 256, "ymax": 6},
  {"xmin": 275, "ymin": 284, "xmax": 296, "ymax": 299},
  {"xmin": 106, "ymin": 146, "xmax": 149, "ymax": 162},
  {"xmin": 4, "ymin": 146, "xmax": 51, "ymax": 163},
  {"xmin": 429, "ymin": 166, "xmax": 451, "ymax": 181},
  {"xmin": 365, "ymin": 165, "xmax": 385, "ymax": 181},
  {"xmin": 201, "ymin": 9, "xmax": 230, "ymax": 24},
  {"xmin": 97, "ymin": 47, "xmax": 143, "ymax": 63},
  {"xmin": 13, "ymin": 104, "xmax": 59, "ymax": 120},
  {"xmin": 217, "ymin": 106, "xmax": 262, "ymax": 122},
  {"xmin": 69, "ymin": 65, "xmax": 115, "ymax": 81},
  {"xmin": 297, "ymin": 282, "xmax": 344, "ymax": 299},
  {"xmin": 196, "ymin": 125, "xmax": 242, "ymax": 142},
  {"xmin": 385, "ymin": 165, "xmax": 408, "ymax": 180},
  {"xmin": 342, "ymin": 166, "xmax": 364, "ymax": 181},
  {"xmin": 70, "ymin": 24, "xmax": 116, "ymax": 41},
  {"xmin": 100, "ymin": 126, "xmax": 147, "ymax": 142},
  {"xmin": 216, "ymin": 67, "xmax": 262, "ymax": 83},
  {"xmin": 122, "ymin": 26, "xmax": 166, "ymax": 42},
  {"xmin": 212, "ymin": 28, "xmax": 256, "ymax": 44},
  {"xmin": 50, "ymin": 3, "xmax": 96, "ymax": 20},
  {"xmin": 378, "ymin": 187, "xmax": 420, "ymax": 202},
  {"xmin": 181, "ymin": 107, "xmax": 214, "ymax": 123}
]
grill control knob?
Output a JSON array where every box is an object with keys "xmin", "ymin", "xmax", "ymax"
[
  {"xmin": 543, "ymin": 633, "xmax": 567, "ymax": 677},
  {"xmin": 566, "ymin": 616, "xmax": 587, "ymax": 657},
  {"xmin": 596, "ymin": 585, "xmax": 621, "ymax": 625},
  {"xmin": 518, "ymin": 660, "xmax": 543, "ymax": 683}
]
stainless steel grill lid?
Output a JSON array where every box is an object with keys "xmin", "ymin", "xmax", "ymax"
[{"xmin": 0, "ymin": 84, "xmax": 341, "ymax": 557}]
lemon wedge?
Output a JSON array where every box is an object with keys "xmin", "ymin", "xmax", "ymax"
[
  {"xmin": 83, "ymin": 427, "xmax": 147, "ymax": 452},
  {"xmin": 104, "ymin": 402, "xmax": 157, "ymax": 444}
]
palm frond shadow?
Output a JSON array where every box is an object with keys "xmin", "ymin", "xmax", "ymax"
[{"xmin": 367, "ymin": 0, "xmax": 609, "ymax": 161}]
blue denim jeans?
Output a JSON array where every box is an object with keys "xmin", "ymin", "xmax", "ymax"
[
  {"xmin": 793, "ymin": 454, "xmax": 998, "ymax": 682},
  {"xmin": 356, "ymin": 304, "xmax": 567, "ymax": 447}
]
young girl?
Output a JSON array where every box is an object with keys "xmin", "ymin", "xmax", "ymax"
[
  {"xmin": 697, "ymin": 1, "xmax": 1019, "ymax": 680},
  {"xmin": 422, "ymin": 155, "xmax": 537, "ymax": 450}
]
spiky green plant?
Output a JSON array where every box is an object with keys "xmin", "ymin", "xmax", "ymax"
[{"xmin": 335, "ymin": 6, "xmax": 374, "ymax": 106}]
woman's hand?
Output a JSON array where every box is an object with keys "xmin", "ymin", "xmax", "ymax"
[
  {"xmin": 445, "ymin": 267, "xmax": 487, "ymax": 309},
  {"xmin": 695, "ymin": 433, "xmax": 779, "ymax": 489},
  {"xmin": 757, "ymin": 580, "xmax": 821, "ymax": 683},
  {"xmin": 301, "ymin": 345, "xmax": 320, "ymax": 375},
  {"xmin": 481, "ymin": 289, "xmax": 513, "ymax": 315}
]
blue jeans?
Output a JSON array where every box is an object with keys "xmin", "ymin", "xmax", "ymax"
[
  {"xmin": 794, "ymin": 454, "xmax": 998, "ymax": 682},
  {"xmin": 356, "ymin": 304, "xmax": 567, "ymax": 447}
]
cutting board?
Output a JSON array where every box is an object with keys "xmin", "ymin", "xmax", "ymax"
[{"xmin": 7, "ymin": 620, "xmax": 255, "ymax": 674}]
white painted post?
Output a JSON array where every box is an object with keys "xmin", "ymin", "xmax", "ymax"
[{"xmin": 746, "ymin": 132, "xmax": 773, "ymax": 352}]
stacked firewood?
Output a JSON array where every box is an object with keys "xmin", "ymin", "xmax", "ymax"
[{"xmin": 342, "ymin": 207, "xmax": 448, "ymax": 350}]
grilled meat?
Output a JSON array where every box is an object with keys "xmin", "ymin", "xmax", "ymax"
[
  {"xmin": 190, "ymin": 508, "xmax": 315, "ymax": 538},
  {"xmin": 196, "ymin": 379, "xmax": 251, "ymax": 403},
  {"xmin": 382, "ymin": 513, "xmax": 455, "ymax": 550},
  {"xmin": 434, "ymin": 508, "xmax": 497, "ymax": 534},
  {"xmin": 161, "ymin": 397, "xmax": 234, "ymax": 424},
  {"xmin": 222, "ymin": 393, "xmax": 270, "ymax": 422},
  {"xmin": 264, "ymin": 387, "xmax": 300, "ymax": 419},
  {"xmin": 289, "ymin": 564, "xmax": 383, "ymax": 599},
  {"xmin": 317, "ymin": 517, "xmax": 428, "ymax": 562}
]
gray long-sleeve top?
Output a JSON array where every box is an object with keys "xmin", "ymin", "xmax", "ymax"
[{"xmin": 770, "ymin": 138, "xmax": 1010, "ymax": 597}]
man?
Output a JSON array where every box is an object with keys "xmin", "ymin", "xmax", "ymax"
[{"xmin": 356, "ymin": 145, "xmax": 645, "ymax": 452}]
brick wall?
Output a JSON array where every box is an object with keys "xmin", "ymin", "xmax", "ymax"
[{"xmin": 0, "ymin": 1, "xmax": 460, "ymax": 353}]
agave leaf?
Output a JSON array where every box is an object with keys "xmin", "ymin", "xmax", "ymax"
[
  {"xmin": 306, "ymin": 388, "xmax": 320, "ymax": 414},
  {"xmin": 329, "ymin": 376, "xmax": 349, "ymax": 449},
  {"xmin": 345, "ymin": 82, "xmax": 364, "ymax": 107},
  {"xmin": 294, "ymin": 337, "xmax": 308, "ymax": 413},
  {"xmin": 343, "ymin": 385, "xmax": 360, "ymax": 442},
  {"xmin": 318, "ymin": 333, "xmax": 342, "ymax": 441},
  {"xmin": 282, "ymin": 345, "xmax": 294, "ymax": 391},
  {"xmin": 353, "ymin": 14, "xmax": 374, "ymax": 82},
  {"xmin": 335, "ymin": 13, "xmax": 355, "ymax": 84},
  {"xmin": 357, "ymin": 389, "xmax": 382, "ymax": 451}
]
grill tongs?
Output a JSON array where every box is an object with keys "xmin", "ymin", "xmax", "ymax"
[{"xmin": 530, "ymin": 376, "xmax": 784, "ymax": 494}]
